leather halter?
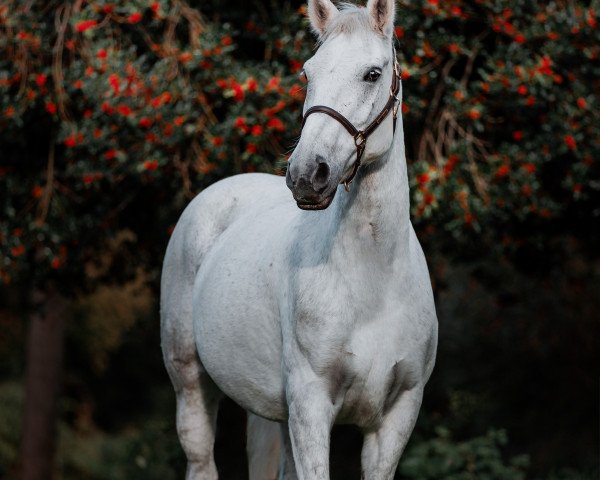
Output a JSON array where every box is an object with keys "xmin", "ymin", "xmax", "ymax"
[{"xmin": 301, "ymin": 61, "xmax": 401, "ymax": 191}]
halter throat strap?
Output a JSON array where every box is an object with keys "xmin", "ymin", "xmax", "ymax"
[{"xmin": 301, "ymin": 61, "xmax": 401, "ymax": 191}]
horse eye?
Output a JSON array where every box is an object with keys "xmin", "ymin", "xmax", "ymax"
[
  {"xmin": 364, "ymin": 68, "xmax": 382, "ymax": 82},
  {"xmin": 299, "ymin": 69, "xmax": 308, "ymax": 82}
]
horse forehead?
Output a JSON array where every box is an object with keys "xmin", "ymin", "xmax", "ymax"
[{"xmin": 309, "ymin": 33, "xmax": 387, "ymax": 73}]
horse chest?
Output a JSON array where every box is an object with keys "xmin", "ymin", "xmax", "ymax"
[
  {"xmin": 291, "ymin": 289, "xmax": 426, "ymax": 428},
  {"xmin": 341, "ymin": 322, "xmax": 424, "ymax": 427}
]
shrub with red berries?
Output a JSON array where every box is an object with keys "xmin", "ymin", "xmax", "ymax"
[
  {"xmin": 395, "ymin": 0, "xmax": 599, "ymax": 257},
  {"xmin": 0, "ymin": 0, "xmax": 308, "ymax": 285}
]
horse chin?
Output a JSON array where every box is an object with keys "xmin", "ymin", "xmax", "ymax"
[{"xmin": 296, "ymin": 190, "xmax": 337, "ymax": 211}]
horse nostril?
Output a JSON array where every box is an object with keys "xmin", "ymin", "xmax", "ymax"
[{"xmin": 312, "ymin": 162, "xmax": 330, "ymax": 193}]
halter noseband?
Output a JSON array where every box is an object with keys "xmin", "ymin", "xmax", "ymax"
[{"xmin": 300, "ymin": 61, "xmax": 401, "ymax": 191}]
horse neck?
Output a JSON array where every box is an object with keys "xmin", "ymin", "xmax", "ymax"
[{"xmin": 332, "ymin": 116, "xmax": 411, "ymax": 264}]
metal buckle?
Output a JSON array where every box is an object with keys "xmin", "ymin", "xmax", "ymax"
[
  {"xmin": 390, "ymin": 62, "xmax": 400, "ymax": 102},
  {"xmin": 393, "ymin": 99, "xmax": 400, "ymax": 118},
  {"xmin": 392, "ymin": 63, "xmax": 401, "ymax": 118}
]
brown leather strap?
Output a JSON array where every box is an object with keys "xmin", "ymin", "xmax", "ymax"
[
  {"xmin": 301, "ymin": 105, "xmax": 360, "ymax": 138},
  {"xmin": 301, "ymin": 60, "xmax": 401, "ymax": 191}
]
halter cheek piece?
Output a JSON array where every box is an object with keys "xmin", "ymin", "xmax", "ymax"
[{"xmin": 300, "ymin": 61, "xmax": 401, "ymax": 191}]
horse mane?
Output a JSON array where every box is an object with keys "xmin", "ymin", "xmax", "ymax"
[{"xmin": 318, "ymin": 3, "xmax": 381, "ymax": 43}]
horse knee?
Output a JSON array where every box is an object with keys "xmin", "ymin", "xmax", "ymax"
[{"xmin": 180, "ymin": 438, "xmax": 214, "ymax": 466}]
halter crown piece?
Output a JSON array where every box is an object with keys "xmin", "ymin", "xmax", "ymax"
[{"xmin": 301, "ymin": 60, "xmax": 401, "ymax": 191}]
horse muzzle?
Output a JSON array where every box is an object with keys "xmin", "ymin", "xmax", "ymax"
[{"xmin": 286, "ymin": 156, "xmax": 339, "ymax": 210}]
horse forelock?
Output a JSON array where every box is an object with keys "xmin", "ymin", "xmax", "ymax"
[{"xmin": 318, "ymin": 4, "xmax": 382, "ymax": 44}]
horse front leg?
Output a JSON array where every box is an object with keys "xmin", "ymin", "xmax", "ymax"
[
  {"xmin": 164, "ymin": 353, "xmax": 222, "ymax": 480},
  {"xmin": 286, "ymin": 374, "xmax": 337, "ymax": 480},
  {"xmin": 360, "ymin": 386, "xmax": 424, "ymax": 480}
]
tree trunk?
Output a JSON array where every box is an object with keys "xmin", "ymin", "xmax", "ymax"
[{"xmin": 20, "ymin": 287, "xmax": 67, "ymax": 480}]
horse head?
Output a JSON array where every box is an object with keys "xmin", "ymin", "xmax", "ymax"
[{"xmin": 286, "ymin": 0, "xmax": 400, "ymax": 210}]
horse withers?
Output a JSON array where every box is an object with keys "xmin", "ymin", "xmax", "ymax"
[{"xmin": 160, "ymin": 0, "xmax": 438, "ymax": 478}]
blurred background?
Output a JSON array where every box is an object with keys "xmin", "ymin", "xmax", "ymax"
[{"xmin": 0, "ymin": 0, "xmax": 598, "ymax": 478}]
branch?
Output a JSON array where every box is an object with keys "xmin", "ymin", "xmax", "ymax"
[
  {"xmin": 37, "ymin": 135, "xmax": 56, "ymax": 223},
  {"xmin": 52, "ymin": 2, "xmax": 71, "ymax": 122},
  {"xmin": 417, "ymin": 58, "xmax": 455, "ymax": 161},
  {"xmin": 460, "ymin": 32, "xmax": 487, "ymax": 89},
  {"xmin": 466, "ymin": 125, "xmax": 490, "ymax": 206}
]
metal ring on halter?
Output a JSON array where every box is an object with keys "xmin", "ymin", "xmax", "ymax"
[{"xmin": 354, "ymin": 131, "xmax": 366, "ymax": 147}]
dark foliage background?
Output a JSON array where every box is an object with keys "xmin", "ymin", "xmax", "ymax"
[{"xmin": 0, "ymin": 0, "xmax": 598, "ymax": 478}]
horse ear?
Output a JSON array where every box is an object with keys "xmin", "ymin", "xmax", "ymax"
[
  {"xmin": 366, "ymin": 0, "xmax": 395, "ymax": 37},
  {"xmin": 307, "ymin": 0, "xmax": 339, "ymax": 36}
]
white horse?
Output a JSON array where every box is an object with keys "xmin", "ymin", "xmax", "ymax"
[{"xmin": 160, "ymin": 0, "xmax": 438, "ymax": 478}]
